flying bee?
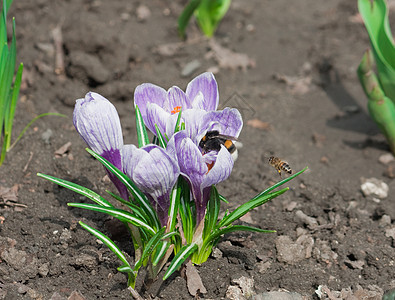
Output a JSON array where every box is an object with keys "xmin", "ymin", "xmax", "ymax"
[
  {"xmin": 268, "ymin": 156, "xmax": 292, "ymax": 177},
  {"xmin": 199, "ymin": 130, "xmax": 239, "ymax": 161}
]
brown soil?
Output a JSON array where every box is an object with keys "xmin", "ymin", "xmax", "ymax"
[{"xmin": 1, "ymin": 0, "xmax": 395, "ymax": 299}]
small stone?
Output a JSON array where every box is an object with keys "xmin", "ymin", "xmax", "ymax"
[
  {"xmin": 379, "ymin": 215, "xmax": 391, "ymax": 227},
  {"xmin": 379, "ymin": 153, "xmax": 395, "ymax": 165},
  {"xmin": 232, "ymin": 276, "xmax": 254, "ymax": 298},
  {"xmin": 17, "ymin": 285, "xmax": 29, "ymax": 294},
  {"xmin": 226, "ymin": 286, "xmax": 245, "ymax": 300},
  {"xmin": 41, "ymin": 129, "xmax": 53, "ymax": 144},
  {"xmin": 60, "ymin": 228, "xmax": 72, "ymax": 244},
  {"xmin": 254, "ymin": 291, "xmax": 305, "ymax": 300},
  {"xmin": 361, "ymin": 177, "xmax": 389, "ymax": 199},
  {"xmin": 136, "ymin": 5, "xmax": 151, "ymax": 22},
  {"xmin": 211, "ymin": 247, "xmax": 223, "ymax": 259},
  {"xmin": 181, "ymin": 60, "xmax": 201, "ymax": 77},
  {"xmin": 38, "ymin": 262, "xmax": 50, "ymax": 277}
]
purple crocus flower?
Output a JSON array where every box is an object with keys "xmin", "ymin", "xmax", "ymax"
[
  {"xmin": 134, "ymin": 72, "xmax": 219, "ymax": 137},
  {"xmin": 73, "ymin": 92, "xmax": 128, "ymax": 200},
  {"xmin": 167, "ymin": 131, "xmax": 234, "ymax": 225},
  {"xmin": 121, "ymin": 144, "xmax": 180, "ymax": 227},
  {"xmin": 166, "ymin": 107, "xmax": 243, "ymax": 225}
]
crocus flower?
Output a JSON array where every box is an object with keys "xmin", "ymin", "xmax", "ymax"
[
  {"xmin": 121, "ymin": 144, "xmax": 180, "ymax": 227},
  {"xmin": 134, "ymin": 72, "xmax": 219, "ymax": 137},
  {"xmin": 167, "ymin": 131, "xmax": 234, "ymax": 225},
  {"xmin": 73, "ymin": 92, "xmax": 128, "ymax": 200}
]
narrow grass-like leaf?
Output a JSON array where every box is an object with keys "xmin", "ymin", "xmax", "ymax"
[
  {"xmin": 178, "ymin": 0, "xmax": 202, "ymax": 38},
  {"xmin": 68, "ymin": 203, "xmax": 156, "ymax": 236},
  {"xmin": 37, "ymin": 173, "xmax": 113, "ymax": 207},
  {"xmin": 4, "ymin": 62, "xmax": 22, "ymax": 150},
  {"xmin": 86, "ymin": 148, "xmax": 161, "ymax": 230},
  {"xmin": 135, "ymin": 105, "xmax": 149, "ymax": 147},
  {"xmin": 219, "ymin": 194, "xmax": 229, "ymax": 203},
  {"xmin": 163, "ymin": 243, "xmax": 198, "ymax": 280},
  {"xmin": 219, "ymin": 188, "xmax": 289, "ymax": 228},
  {"xmin": 167, "ymin": 180, "xmax": 181, "ymax": 232},
  {"xmin": 154, "ymin": 124, "xmax": 167, "ymax": 148},
  {"xmin": 8, "ymin": 113, "xmax": 67, "ymax": 151},
  {"xmin": 178, "ymin": 178, "xmax": 194, "ymax": 243},
  {"xmin": 78, "ymin": 221, "xmax": 135, "ymax": 279},
  {"xmin": 203, "ymin": 186, "xmax": 220, "ymax": 238},
  {"xmin": 152, "ymin": 240, "xmax": 171, "ymax": 266},
  {"xmin": 134, "ymin": 227, "xmax": 166, "ymax": 270},
  {"xmin": 106, "ymin": 190, "xmax": 149, "ymax": 222},
  {"xmin": 173, "ymin": 107, "xmax": 183, "ymax": 133},
  {"xmin": 252, "ymin": 167, "xmax": 308, "ymax": 200}
]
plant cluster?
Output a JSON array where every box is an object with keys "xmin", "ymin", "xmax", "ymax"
[
  {"xmin": 178, "ymin": 0, "xmax": 231, "ymax": 38},
  {"xmin": 38, "ymin": 73, "xmax": 306, "ymax": 292},
  {"xmin": 358, "ymin": 0, "xmax": 395, "ymax": 154},
  {"xmin": 0, "ymin": 0, "xmax": 23, "ymax": 166}
]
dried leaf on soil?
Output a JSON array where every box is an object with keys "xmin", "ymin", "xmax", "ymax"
[
  {"xmin": 185, "ymin": 261, "xmax": 207, "ymax": 296},
  {"xmin": 247, "ymin": 119, "xmax": 272, "ymax": 130}
]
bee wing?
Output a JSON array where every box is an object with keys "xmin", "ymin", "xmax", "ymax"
[{"xmin": 216, "ymin": 134, "xmax": 238, "ymax": 141}]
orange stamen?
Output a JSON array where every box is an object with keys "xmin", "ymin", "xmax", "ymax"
[
  {"xmin": 171, "ymin": 106, "xmax": 182, "ymax": 114},
  {"xmin": 206, "ymin": 162, "xmax": 215, "ymax": 174}
]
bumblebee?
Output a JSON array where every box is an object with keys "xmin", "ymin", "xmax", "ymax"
[
  {"xmin": 199, "ymin": 130, "xmax": 238, "ymax": 161},
  {"xmin": 268, "ymin": 156, "xmax": 292, "ymax": 177}
]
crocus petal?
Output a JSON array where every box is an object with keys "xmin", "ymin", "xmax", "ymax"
[
  {"xmin": 73, "ymin": 92, "xmax": 123, "ymax": 155},
  {"xmin": 122, "ymin": 144, "xmax": 180, "ymax": 226},
  {"xmin": 191, "ymin": 91, "xmax": 205, "ymax": 110},
  {"xmin": 186, "ymin": 72, "xmax": 219, "ymax": 111},
  {"xmin": 73, "ymin": 92, "xmax": 128, "ymax": 200},
  {"xmin": 134, "ymin": 83, "xmax": 168, "ymax": 128},
  {"xmin": 197, "ymin": 107, "xmax": 243, "ymax": 142},
  {"xmin": 168, "ymin": 131, "xmax": 216, "ymax": 224},
  {"xmin": 145, "ymin": 103, "xmax": 171, "ymax": 136},
  {"xmin": 202, "ymin": 145, "xmax": 234, "ymax": 188},
  {"xmin": 167, "ymin": 86, "xmax": 190, "ymax": 112}
]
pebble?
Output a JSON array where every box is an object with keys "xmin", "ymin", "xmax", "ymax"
[
  {"xmin": 253, "ymin": 291, "xmax": 305, "ymax": 300},
  {"xmin": 232, "ymin": 276, "xmax": 254, "ymax": 298},
  {"xmin": 360, "ymin": 177, "xmax": 389, "ymax": 199},
  {"xmin": 136, "ymin": 5, "xmax": 151, "ymax": 22},
  {"xmin": 275, "ymin": 235, "xmax": 310, "ymax": 264},
  {"xmin": 41, "ymin": 129, "xmax": 53, "ymax": 144},
  {"xmin": 379, "ymin": 153, "xmax": 395, "ymax": 165},
  {"xmin": 181, "ymin": 60, "xmax": 201, "ymax": 77}
]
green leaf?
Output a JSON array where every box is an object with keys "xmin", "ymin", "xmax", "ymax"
[
  {"xmin": 203, "ymin": 186, "xmax": 220, "ymax": 238},
  {"xmin": 86, "ymin": 148, "xmax": 161, "ymax": 230},
  {"xmin": 219, "ymin": 194, "xmax": 229, "ymax": 203},
  {"xmin": 219, "ymin": 188, "xmax": 289, "ymax": 228},
  {"xmin": 195, "ymin": 0, "xmax": 231, "ymax": 37},
  {"xmin": 358, "ymin": 0, "xmax": 395, "ymax": 101},
  {"xmin": 152, "ymin": 240, "xmax": 171, "ymax": 266},
  {"xmin": 178, "ymin": 177, "xmax": 195, "ymax": 243},
  {"xmin": 68, "ymin": 203, "xmax": 156, "ymax": 236},
  {"xmin": 178, "ymin": 0, "xmax": 202, "ymax": 39},
  {"xmin": 163, "ymin": 243, "xmax": 198, "ymax": 280},
  {"xmin": 168, "ymin": 179, "xmax": 181, "ymax": 233},
  {"xmin": 134, "ymin": 227, "xmax": 166, "ymax": 270},
  {"xmin": 78, "ymin": 221, "xmax": 136, "ymax": 283},
  {"xmin": 173, "ymin": 106, "xmax": 183, "ymax": 133},
  {"xmin": 3, "ymin": 62, "xmax": 23, "ymax": 150},
  {"xmin": 252, "ymin": 167, "xmax": 308, "ymax": 201},
  {"xmin": 135, "ymin": 105, "xmax": 149, "ymax": 147},
  {"xmin": 154, "ymin": 124, "xmax": 167, "ymax": 148},
  {"xmin": 37, "ymin": 173, "xmax": 113, "ymax": 207},
  {"xmin": 105, "ymin": 190, "xmax": 149, "ymax": 222}
]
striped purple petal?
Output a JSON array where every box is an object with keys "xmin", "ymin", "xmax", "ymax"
[
  {"xmin": 73, "ymin": 92, "xmax": 128, "ymax": 200},
  {"xmin": 122, "ymin": 144, "xmax": 180, "ymax": 227}
]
